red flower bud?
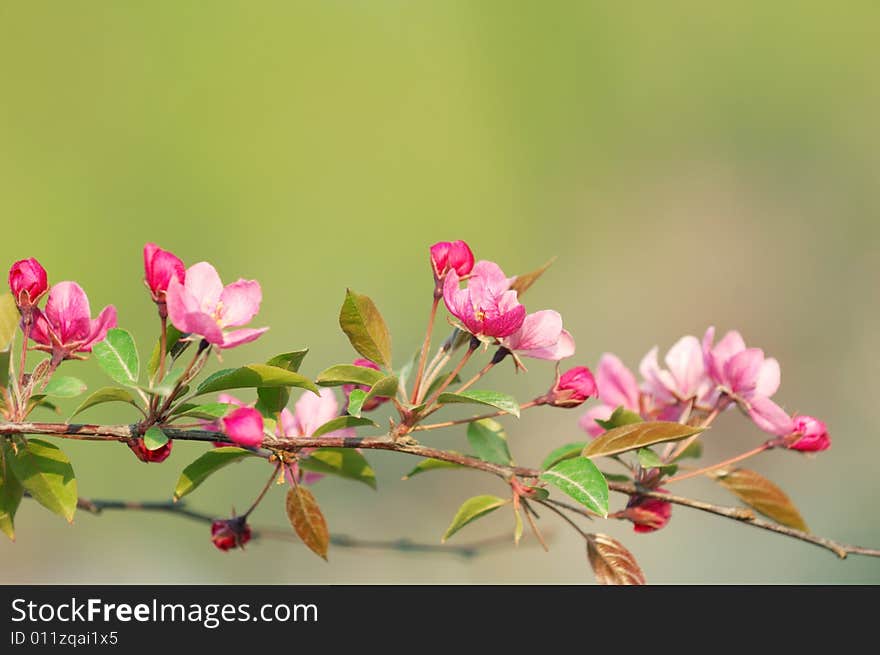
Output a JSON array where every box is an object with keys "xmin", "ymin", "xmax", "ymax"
[
  {"xmin": 143, "ymin": 243, "xmax": 185, "ymax": 303},
  {"xmin": 223, "ymin": 407, "xmax": 265, "ymax": 448},
  {"xmin": 625, "ymin": 492, "xmax": 672, "ymax": 533},
  {"xmin": 342, "ymin": 359, "xmax": 391, "ymax": 412},
  {"xmin": 546, "ymin": 366, "xmax": 597, "ymax": 408},
  {"xmin": 787, "ymin": 415, "xmax": 831, "ymax": 452},
  {"xmin": 8, "ymin": 258, "xmax": 48, "ymax": 309},
  {"xmin": 430, "ymin": 240, "xmax": 475, "ymax": 280},
  {"xmin": 127, "ymin": 437, "xmax": 173, "ymax": 463},
  {"xmin": 211, "ymin": 516, "xmax": 252, "ymax": 551}
]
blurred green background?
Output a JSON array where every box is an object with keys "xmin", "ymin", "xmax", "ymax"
[{"xmin": 1, "ymin": 1, "xmax": 878, "ymax": 584}]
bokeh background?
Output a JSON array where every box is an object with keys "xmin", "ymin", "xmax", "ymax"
[{"xmin": 1, "ymin": 2, "xmax": 878, "ymax": 584}]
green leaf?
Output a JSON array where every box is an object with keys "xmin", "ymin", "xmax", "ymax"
[
  {"xmin": 299, "ymin": 448, "xmax": 377, "ymax": 489},
  {"xmin": 541, "ymin": 442, "xmax": 587, "ymax": 470},
  {"xmin": 540, "ymin": 457, "xmax": 609, "ymax": 517},
  {"xmin": 316, "ymin": 364, "xmax": 384, "ymax": 388},
  {"xmin": 509, "ymin": 257, "xmax": 556, "ymax": 297},
  {"xmin": 256, "ymin": 387, "xmax": 290, "ymax": 417},
  {"xmin": 346, "ymin": 389, "xmax": 367, "ymax": 417},
  {"xmin": 436, "ymin": 390, "xmax": 520, "ymax": 418},
  {"xmin": 583, "ymin": 422, "xmax": 704, "ymax": 459},
  {"xmin": 42, "ymin": 376, "xmax": 87, "ymax": 398},
  {"xmin": 172, "ymin": 402, "xmax": 233, "ymax": 421},
  {"xmin": 362, "ymin": 375, "xmax": 398, "ymax": 407},
  {"xmin": 8, "ymin": 438, "xmax": 77, "ymax": 522},
  {"xmin": 70, "ymin": 387, "xmax": 138, "ymax": 419},
  {"xmin": 672, "ymin": 441, "xmax": 703, "ymax": 461},
  {"xmin": 0, "ymin": 292, "xmax": 18, "ymax": 352},
  {"xmin": 442, "ymin": 495, "xmax": 510, "ymax": 542},
  {"xmin": 148, "ymin": 325, "xmax": 183, "ymax": 379},
  {"xmin": 31, "ymin": 398, "xmax": 60, "ymax": 414},
  {"xmin": 0, "ymin": 442, "xmax": 23, "ymax": 541},
  {"xmin": 143, "ymin": 426, "xmax": 169, "ymax": 451},
  {"xmin": 0, "ymin": 348, "xmax": 10, "ymax": 390},
  {"xmin": 528, "ymin": 487, "xmax": 550, "ymax": 501},
  {"xmin": 602, "ymin": 472, "xmax": 634, "ymax": 483},
  {"xmin": 637, "ymin": 448, "xmax": 664, "ymax": 468},
  {"xmin": 467, "ymin": 419, "xmax": 512, "ymax": 465},
  {"xmin": 402, "ymin": 456, "xmax": 468, "ymax": 480},
  {"xmin": 92, "ymin": 328, "xmax": 140, "ymax": 386},
  {"xmin": 338, "ymin": 289, "xmax": 393, "ymax": 369},
  {"xmin": 311, "ymin": 416, "xmax": 378, "ymax": 438},
  {"xmin": 145, "ymin": 366, "xmax": 185, "ymax": 396},
  {"xmin": 711, "ymin": 468, "xmax": 809, "ymax": 532},
  {"xmin": 173, "ymin": 446, "xmax": 260, "ymax": 500},
  {"xmin": 396, "ymin": 350, "xmax": 419, "ymax": 398},
  {"xmin": 266, "ymin": 349, "xmax": 309, "ymax": 372},
  {"xmin": 514, "ymin": 504, "xmax": 524, "ymax": 545},
  {"xmin": 595, "ymin": 406, "xmax": 643, "ymax": 431},
  {"xmin": 196, "ymin": 364, "xmax": 319, "ymax": 396}
]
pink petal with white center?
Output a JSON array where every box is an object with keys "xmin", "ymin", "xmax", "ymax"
[
  {"xmin": 596, "ymin": 353, "xmax": 640, "ymax": 411},
  {"xmin": 219, "ymin": 279, "xmax": 262, "ymax": 327},
  {"xmin": 183, "ymin": 262, "xmax": 224, "ymax": 314},
  {"xmin": 754, "ymin": 357, "xmax": 781, "ymax": 398},
  {"xmin": 220, "ymin": 327, "xmax": 269, "ymax": 349},
  {"xmin": 748, "ymin": 397, "xmax": 795, "ymax": 436}
]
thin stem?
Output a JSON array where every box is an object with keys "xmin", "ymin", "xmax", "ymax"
[
  {"xmin": 17, "ymin": 317, "xmax": 31, "ymax": 391},
  {"xmin": 421, "ymin": 344, "xmax": 477, "ymax": 410},
  {"xmin": 155, "ymin": 342, "xmax": 207, "ymax": 420},
  {"xmin": 413, "ymin": 400, "xmax": 538, "ymax": 431},
  {"xmin": 535, "ymin": 498, "xmax": 589, "ymax": 539},
  {"xmin": 418, "ymin": 349, "xmax": 453, "ymax": 403},
  {"xmin": 243, "ymin": 463, "xmax": 281, "ymax": 517},
  {"xmin": 664, "ymin": 442, "xmax": 772, "ymax": 485},
  {"xmin": 455, "ymin": 361, "xmax": 495, "ymax": 395},
  {"xmin": 157, "ymin": 314, "xmax": 168, "ymax": 384},
  {"xmin": 410, "ymin": 296, "xmax": 440, "ymax": 404}
]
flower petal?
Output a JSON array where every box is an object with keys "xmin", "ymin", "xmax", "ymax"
[
  {"xmin": 579, "ymin": 404, "xmax": 615, "ymax": 437},
  {"xmin": 293, "ymin": 388, "xmax": 341, "ymax": 437},
  {"xmin": 219, "ymin": 279, "xmax": 262, "ymax": 327},
  {"xmin": 79, "ymin": 305, "xmax": 118, "ymax": 352},
  {"xmin": 748, "ymin": 397, "xmax": 794, "ymax": 436},
  {"xmin": 755, "ymin": 357, "xmax": 781, "ymax": 398},
  {"xmin": 184, "ymin": 262, "xmax": 224, "ymax": 314},
  {"xmin": 44, "ymin": 281, "xmax": 92, "ymax": 344},
  {"xmin": 220, "ymin": 327, "xmax": 269, "ymax": 349},
  {"xmin": 664, "ymin": 336, "xmax": 706, "ymax": 398},
  {"xmin": 596, "ymin": 353, "xmax": 640, "ymax": 411}
]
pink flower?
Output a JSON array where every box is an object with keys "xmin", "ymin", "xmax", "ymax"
[
  {"xmin": 280, "ymin": 388, "xmax": 355, "ymax": 485},
  {"xmin": 8, "ymin": 258, "xmax": 48, "ymax": 309},
  {"xmin": 747, "ymin": 396, "xmax": 796, "ymax": 436},
  {"xmin": 578, "ymin": 354, "xmax": 641, "ymax": 437},
  {"xmin": 787, "ymin": 415, "xmax": 831, "ymax": 452},
  {"xmin": 546, "ymin": 366, "xmax": 597, "ymax": 408},
  {"xmin": 625, "ymin": 492, "xmax": 672, "ymax": 533},
  {"xmin": 166, "ymin": 262, "xmax": 268, "ymax": 349},
  {"xmin": 222, "ymin": 407, "xmax": 265, "ymax": 448},
  {"xmin": 211, "ymin": 517, "xmax": 252, "ymax": 551},
  {"xmin": 143, "ymin": 243, "xmax": 185, "ymax": 304},
  {"xmin": 702, "ymin": 327, "xmax": 780, "ymax": 400},
  {"xmin": 342, "ymin": 359, "xmax": 390, "ymax": 412},
  {"xmin": 443, "ymin": 260, "xmax": 525, "ymax": 339},
  {"xmin": 500, "ymin": 310, "xmax": 575, "ymax": 361},
  {"xmin": 639, "ymin": 336, "xmax": 713, "ymax": 404},
  {"xmin": 29, "ymin": 281, "xmax": 117, "ymax": 361},
  {"xmin": 431, "ymin": 240, "xmax": 475, "ymax": 280},
  {"xmin": 127, "ymin": 438, "xmax": 173, "ymax": 463}
]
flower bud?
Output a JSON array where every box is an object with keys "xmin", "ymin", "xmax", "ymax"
[
  {"xmin": 545, "ymin": 366, "xmax": 597, "ymax": 408},
  {"xmin": 430, "ymin": 240, "xmax": 475, "ymax": 280},
  {"xmin": 127, "ymin": 437, "xmax": 173, "ymax": 463},
  {"xmin": 787, "ymin": 415, "xmax": 831, "ymax": 452},
  {"xmin": 211, "ymin": 516, "xmax": 252, "ymax": 551},
  {"xmin": 222, "ymin": 407, "xmax": 265, "ymax": 448},
  {"xmin": 143, "ymin": 243, "xmax": 185, "ymax": 303},
  {"xmin": 624, "ymin": 492, "xmax": 672, "ymax": 533},
  {"xmin": 8, "ymin": 258, "xmax": 48, "ymax": 309},
  {"xmin": 343, "ymin": 358, "xmax": 390, "ymax": 412}
]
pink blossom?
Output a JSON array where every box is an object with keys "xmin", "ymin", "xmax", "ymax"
[
  {"xmin": 639, "ymin": 336, "xmax": 713, "ymax": 404},
  {"xmin": 578, "ymin": 354, "xmax": 640, "ymax": 437},
  {"xmin": 29, "ymin": 281, "xmax": 117, "ymax": 361},
  {"xmin": 747, "ymin": 396, "xmax": 795, "ymax": 436},
  {"xmin": 8, "ymin": 258, "xmax": 48, "ymax": 309},
  {"xmin": 546, "ymin": 366, "xmax": 597, "ymax": 408},
  {"xmin": 222, "ymin": 407, "xmax": 265, "ymax": 448},
  {"xmin": 788, "ymin": 415, "xmax": 831, "ymax": 452},
  {"xmin": 443, "ymin": 260, "xmax": 525, "ymax": 339},
  {"xmin": 430, "ymin": 240, "xmax": 475, "ymax": 280},
  {"xmin": 500, "ymin": 310, "xmax": 575, "ymax": 361},
  {"xmin": 702, "ymin": 327, "xmax": 780, "ymax": 400},
  {"xmin": 625, "ymin": 492, "xmax": 672, "ymax": 533},
  {"xmin": 280, "ymin": 388, "xmax": 355, "ymax": 485},
  {"xmin": 342, "ymin": 359, "xmax": 390, "ymax": 412},
  {"xmin": 143, "ymin": 243, "xmax": 185, "ymax": 304},
  {"xmin": 166, "ymin": 262, "xmax": 268, "ymax": 349}
]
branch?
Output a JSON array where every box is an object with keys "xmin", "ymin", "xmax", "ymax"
[
  {"xmin": 70, "ymin": 496, "xmax": 523, "ymax": 559},
  {"xmin": 5, "ymin": 420, "xmax": 880, "ymax": 561}
]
